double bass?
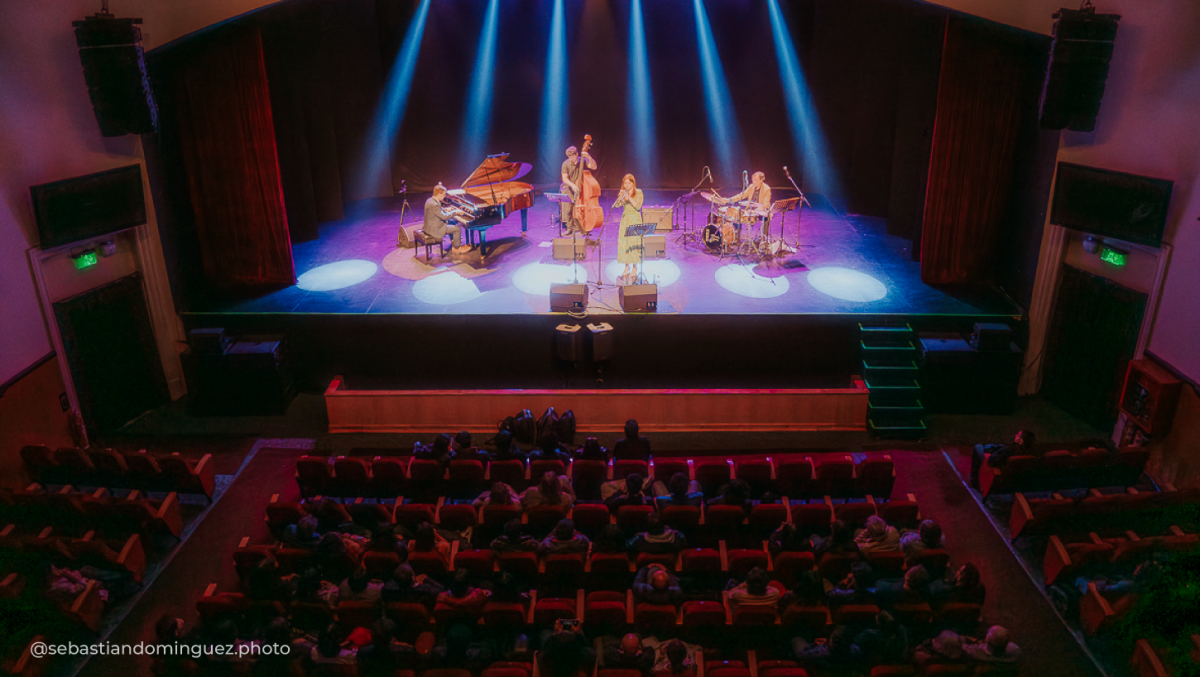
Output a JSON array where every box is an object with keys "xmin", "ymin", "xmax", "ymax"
[{"xmin": 573, "ymin": 134, "xmax": 603, "ymax": 233}]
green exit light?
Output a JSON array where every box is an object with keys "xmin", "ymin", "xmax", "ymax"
[
  {"xmin": 1100, "ymin": 247, "xmax": 1128, "ymax": 267},
  {"xmin": 74, "ymin": 251, "xmax": 98, "ymax": 269}
]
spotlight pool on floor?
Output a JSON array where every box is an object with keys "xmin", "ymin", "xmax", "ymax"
[
  {"xmin": 412, "ymin": 271, "xmax": 482, "ymax": 305},
  {"xmin": 715, "ymin": 264, "xmax": 789, "ymax": 298},
  {"xmin": 296, "ymin": 260, "xmax": 378, "ymax": 291},
  {"xmin": 512, "ymin": 262, "xmax": 590, "ymax": 296},
  {"xmin": 806, "ymin": 266, "xmax": 888, "ymax": 302},
  {"xmin": 604, "ymin": 260, "xmax": 681, "ymax": 287}
]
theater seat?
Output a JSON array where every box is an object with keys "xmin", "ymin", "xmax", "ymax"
[
  {"xmin": 295, "ymin": 456, "xmax": 332, "ymax": 497},
  {"xmin": 681, "ymin": 600, "xmax": 725, "ymax": 628},
  {"xmin": 681, "ymin": 548, "xmax": 722, "ymax": 574},
  {"xmin": 652, "ymin": 460, "xmax": 689, "ymax": 484},
  {"xmin": 771, "ymin": 551, "xmax": 815, "ymax": 587},
  {"xmin": 584, "ymin": 591, "xmax": 627, "ymax": 627},
  {"xmin": 614, "ymin": 459, "xmax": 649, "ymax": 483},
  {"xmin": 533, "ymin": 597, "xmax": 577, "ymax": 625},
  {"xmin": 726, "ymin": 549, "xmax": 768, "ymax": 579},
  {"xmin": 572, "ymin": 503, "xmax": 612, "ymax": 536},
  {"xmin": 588, "ymin": 552, "xmax": 631, "ymax": 577},
  {"xmin": 454, "ymin": 550, "xmax": 496, "ymax": 577},
  {"xmin": 616, "ymin": 505, "xmax": 655, "ymax": 530},
  {"xmin": 332, "ymin": 456, "xmax": 372, "ymax": 497},
  {"xmin": 634, "ymin": 603, "xmax": 676, "ymax": 627},
  {"xmin": 498, "ymin": 552, "xmax": 539, "ymax": 578},
  {"xmin": 408, "ymin": 551, "xmax": 448, "ymax": 578},
  {"xmin": 571, "ymin": 460, "xmax": 608, "ymax": 501},
  {"xmin": 695, "ymin": 460, "xmax": 733, "ymax": 496},
  {"xmin": 731, "ymin": 606, "xmax": 776, "ymax": 626},
  {"xmin": 487, "ymin": 460, "xmax": 526, "ymax": 490},
  {"xmin": 544, "ymin": 553, "xmax": 586, "ymax": 578},
  {"xmin": 661, "ymin": 505, "xmax": 701, "ymax": 532},
  {"xmin": 438, "ymin": 504, "xmax": 478, "ymax": 531},
  {"xmin": 263, "ymin": 495, "xmax": 307, "ymax": 532},
  {"xmin": 394, "ymin": 504, "xmax": 438, "ymax": 529}
]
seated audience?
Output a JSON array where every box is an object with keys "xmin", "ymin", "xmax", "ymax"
[
  {"xmin": 970, "ymin": 429, "xmax": 1037, "ymax": 488},
  {"xmin": 783, "ymin": 570, "xmax": 829, "ymax": 608},
  {"xmin": 900, "ymin": 519, "xmax": 944, "ymax": 565},
  {"xmin": 489, "ymin": 571, "xmax": 530, "ymax": 606},
  {"xmin": 628, "ymin": 514, "xmax": 687, "ymax": 554},
  {"xmin": 311, "ymin": 498, "xmax": 357, "ymax": 534},
  {"xmin": 436, "ymin": 623, "xmax": 494, "ymax": 672},
  {"xmin": 913, "ymin": 630, "xmax": 967, "ymax": 666},
  {"xmin": 576, "ymin": 437, "xmax": 609, "ymax": 461},
  {"xmin": 489, "ymin": 430, "xmax": 527, "ymax": 462},
  {"xmin": 853, "ymin": 610, "xmax": 910, "ymax": 665},
  {"xmin": 654, "ymin": 639, "xmax": 695, "ymax": 676},
  {"xmin": 382, "ymin": 563, "xmax": 443, "ymax": 605},
  {"xmin": 592, "ymin": 524, "xmax": 630, "ymax": 554},
  {"xmin": 254, "ymin": 617, "xmax": 301, "ymax": 677},
  {"xmin": 875, "ymin": 564, "xmax": 931, "ymax": 607},
  {"xmin": 826, "ymin": 561, "xmax": 877, "ymax": 607},
  {"xmin": 606, "ymin": 473, "xmax": 651, "ymax": 512},
  {"xmin": 491, "ymin": 519, "xmax": 540, "ymax": 553},
  {"xmin": 727, "ymin": 566, "xmax": 783, "ymax": 610},
  {"xmin": 613, "ymin": 419, "xmax": 652, "ymax": 462},
  {"xmin": 281, "ymin": 514, "xmax": 321, "ymax": 549},
  {"xmin": 854, "ymin": 515, "xmax": 901, "ymax": 554},
  {"xmin": 603, "ymin": 633, "xmax": 656, "ymax": 674},
  {"xmin": 355, "ymin": 618, "xmax": 404, "ymax": 676},
  {"xmin": 415, "ymin": 433, "xmax": 455, "ymax": 469},
  {"xmin": 474, "ymin": 482, "xmax": 522, "ymax": 510},
  {"xmin": 791, "ymin": 626, "xmax": 863, "ymax": 671},
  {"xmin": 451, "ymin": 431, "xmax": 486, "ymax": 462},
  {"xmin": 364, "ymin": 531, "xmax": 408, "ymax": 558},
  {"xmin": 963, "ymin": 626, "xmax": 1021, "ymax": 663},
  {"xmin": 410, "ymin": 522, "xmax": 453, "ymax": 567},
  {"xmin": 523, "ymin": 471, "xmax": 576, "ymax": 510},
  {"xmin": 653, "ymin": 472, "xmax": 704, "ymax": 508},
  {"xmin": 530, "ymin": 431, "xmax": 572, "ymax": 463},
  {"xmin": 812, "ymin": 520, "xmax": 860, "ymax": 558},
  {"xmin": 316, "ymin": 532, "xmax": 362, "ymax": 581},
  {"xmin": 706, "ymin": 479, "xmax": 753, "ymax": 513},
  {"xmin": 768, "ymin": 523, "xmax": 813, "ymax": 557},
  {"xmin": 340, "ymin": 566, "xmax": 383, "ymax": 603},
  {"xmin": 633, "ymin": 563, "xmax": 683, "ymax": 605},
  {"xmin": 153, "ymin": 615, "xmax": 199, "ymax": 676},
  {"xmin": 929, "ymin": 562, "xmax": 985, "ymax": 606},
  {"xmin": 539, "ymin": 618, "xmax": 595, "ymax": 677},
  {"xmin": 247, "ymin": 557, "xmax": 293, "ymax": 602},
  {"xmin": 539, "ymin": 519, "xmax": 591, "ymax": 555},
  {"xmin": 436, "ymin": 569, "xmax": 492, "ymax": 615},
  {"xmin": 311, "ymin": 623, "xmax": 357, "ymax": 665},
  {"xmin": 295, "ymin": 571, "xmax": 339, "ymax": 609}
]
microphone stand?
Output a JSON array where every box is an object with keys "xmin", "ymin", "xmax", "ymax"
[
  {"xmin": 782, "ymin": 167, "xmax": 810, "ymax": 252},
  {"xmin": 676, "ymin": 169, "xmax": 712, "ymax": 246}
]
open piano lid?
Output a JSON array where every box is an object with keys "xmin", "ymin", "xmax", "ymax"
[{"xmin": 460, "ymin": 153, "xmax": 533, "ymax": 188}]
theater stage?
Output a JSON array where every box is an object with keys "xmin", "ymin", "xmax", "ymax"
[{"xmin": 186, "ymin": 189, "xmax": 1020, "ymax": 318}]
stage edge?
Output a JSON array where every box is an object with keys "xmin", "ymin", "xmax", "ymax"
[{"xmin": 324, "ymin": 376, "xmax": 869, "ymax": 433}]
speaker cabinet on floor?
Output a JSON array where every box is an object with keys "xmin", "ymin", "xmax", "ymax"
[
  {"xmin": 549, "ymin": 283, "xmax": 588, "ymax": 312},
  {"xmin": 184, "ymin": 336, "xmax": 294, "ymax": 415},
  {"xmin": 555, "ymin": 324, "xmax": 583, "ymax": 362},
  {"xmin": 1039, "ymin": 8, "xmax": 1120, "ymax": 132},
  {"xmin": 552, "ymin": 238, "xmax": 587, "ymax": 261},
  {"xmin": 619, "ymin": 284, "xmax": 658, "ymax": 313}
]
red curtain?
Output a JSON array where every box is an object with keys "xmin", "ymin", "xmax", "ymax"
[
  {"xmin": 174, "ymin": 27, "xmax": 294, "ymax": 288},
  {"xmin": 920, "ymin": 16, "xmax": 1029, "ymax": 285}
]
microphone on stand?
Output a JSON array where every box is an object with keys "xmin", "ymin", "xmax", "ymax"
[{"xmin": 742, "ymin": 170, "xmax": 749, "ymax": 191}]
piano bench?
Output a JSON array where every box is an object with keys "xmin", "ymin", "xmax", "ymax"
[{"xmin": 414, "ymin": 229, "xmax": 449, "ymax": 261}]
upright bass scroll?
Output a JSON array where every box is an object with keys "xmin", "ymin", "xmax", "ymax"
[{"xmin": 573, "ymin": 134, "xmax": 603, "ymax": 233}]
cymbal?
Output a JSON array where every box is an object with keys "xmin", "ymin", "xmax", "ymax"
[
  {"xmin": 700, "ymin": 190, "xmax": 723, "ymax": 203},
  {"xmin": 738, "ymin": 201, "xmax": 769, "ymax": 216}
]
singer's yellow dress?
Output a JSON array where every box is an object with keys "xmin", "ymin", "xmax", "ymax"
[{"xmin": 617, "ymin": 188, "xmax": 645, "ymax": 265}]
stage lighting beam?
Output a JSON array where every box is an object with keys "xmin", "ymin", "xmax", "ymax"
[
  {"xmin": 627, "ymin": 0, "xmax": 658, "ymax": 181},
  {"xmin": 358, "ymin": 0, "xmax": 432, "ymax": 194},
  {"xmin": 461, "ymin": 0, "xmax": 501, "ymax": 166},
  {"xmin": 538, "ymin": 0, "xmax": 570, "ymax": 181},
  {"xmin": 766, "ymin": 0, "xmax": 840, "ymax": 201},
  {"xmin": 692, "ymin": 0, "xmax": 743, "ymax": 184}
]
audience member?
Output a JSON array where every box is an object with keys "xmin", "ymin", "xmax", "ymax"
[
  {"xmin": 415, "ymin": 433, "xmax": 454, "ymax": 469},
  {"xmin": 727, "ymin": 566, "xmax": 783, "ymax": 610},
  {"xmin": 437, "ymin": 623, "xmax": 494, "ymax": 672},
  {"xmin": 913, "ymin": 630, "xmax": 967, "ymax": 666},
  {"xmin": 900, "ymin": 519, "xmax": 944, "ymax": 565},
  {"xmin": 853, "ymin": 610, "xmax": 910, "ymax": 664},
  {"xmin": 491, "ymin": 519, "xmax": 540, "ymax": 553},
  {"xmin": 633, "ymin": 564, "xmax": 683, "ymax": 605},
  {"xmin": 451, "ymin": 431, "xmax": 487, "ymax": 462},
  {"xmin": 653, "ymin": 472, "xmax": 704, "ymax": 508},
  {"xmin": 152, "ymin": 615, "xmax": 199, "ymax": 676},
  {"xmin": 539, "ymin": 618, "xmax": 595, "ymax": 677},
  {"xmin": 315, "ymin": 532, "xmax": 361, "ymax": 581},
  {"xmin": 253, "ymin": 617, "xmax": 299, "ymax": 677},
  {"xmin": 489, "ymin": 430, "xmax": 527, "ymax": 462},
  {"xmin": 826, "ymin": 561, "xmax": 877, "ymax": 607},
  {"xmin": 963, "ymin": 626, "xmax": 1021, "ymax": 663},
  {"xmin": 311, "ymin": 623, "xmax": 358, "ymax": 665},
  {"xmin": 628, "ymin": 514, "xmax": 687, "ymax": 554},
  {"xmin": 606, "ymin": 473, "xmax": 650, "ymax": 512},
  {"xmin": 280, "ymin": 514, "xmax": 321, "ymax": 549},
  {"xmin": 970, "ymin": 429, "xmax": 1037, "ymax": 488},
  {"xmin": 875, "ymin": 565, "xmax": 931, "ymax": 607},
  {"xmin": 355, "ymin": 618, "xmax": 402, "ymax": 677},
  {"xmin": 812, "ymin": 520, "xmax": 860, "ymax": 558},
  {"xmin": 706, "ymin": 479, "xmax": 753, "ymax": 513},
  {"xmin": 603, "ymin": 634, "xmax": 656, "ymax": 675},
  {"xmin": 490, "ymin": 571, "xmax": 529, "ymax": 606},
  {"xmin": 613, "ymin": 419, "xmax": 652, "ymax": 462},
  {"xmin": 786, "ymin": 570, "xmax": 829, "ymax": 608},
  {"xmin": 530, "ymin": 431, "xmax": 572, "ymax": 463},
  {"xmin": 247, "ymin": 557, "xmax": 293, "ymax": 602},
  {"xmin": 576, "ymin": 437, "xmax": 609, "ymax": 461},
  {"xmin": 364, "ymin": 531, "xmax": 408, "ymax": 559},
  {"xmin": 768, "ymin": 523, "xmax": 813, "ymax": 557},
  {"xmin": 854, "ymin": 515, "xmax": 901, "ymax": 554},
  {"xmin": 539, "ymin": 519, "xmax": 591, "ymax": 555},
  {"xmin": 339, "ymin": 566, "xmax": 383, "ymax": 603},
  {"xmin": 310, "ymin": 498, "xmax": 357, "ymax": 534},
  {"xmin": 791, "ymin": 626, "xmax": 863, "ymax": 671},
  {"xmin": 929, "ymin": 562, "xmax": 985, "ymax": 606},
  {"xmin": 654, "ymin": 639, "xmax": 695, "ymax": 676},
  {"xmin": 436, "ymin": 569, "xmax": 492, "ymax": 615},
  {"xmin": 411, "ymin": 522, "xmax": 453, "ymax": 567},
  {"xmin": 474, "ymin": 482, "xmax": 522, "ymax": 510},
  {"xmin": 382, "ymin": 563, "xmax": 443, "ymax": 605},
  {"xmin": 523, "ymin": 472, "xmax": 576, "ymax": 510}
]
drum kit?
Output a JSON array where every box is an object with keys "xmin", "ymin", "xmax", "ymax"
[{"xmin": 698, "ymin": 191, "xmax": 778, "ymax": 258}]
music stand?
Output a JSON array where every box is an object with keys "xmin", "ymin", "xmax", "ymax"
[
  {"xmin": 545, "ymin": 192, "xmax": 574, "ymax": 237},
  {"xmin": 771, "ymin": 197, "xmax": 804, "ymax": 252},
  {"xmin": 624, "ymin": 222, "xmax": 656, "ymax": 284}
]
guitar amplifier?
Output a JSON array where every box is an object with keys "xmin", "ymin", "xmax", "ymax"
[
  {"xmin": 550, "ymin": 283, "xmax": 588, "ymax": 311},
  {"xmin": 552, "ymin": 237, "xmax": 587, "ymax": 261},
  {"xmin": 619, "ymin": 284, "xmax": 658, "ymax": 312},
  {"xmin": 643, "ymin": 205, "xmax": 673, "ymax": 232},
  {"xmin": 644, "ymin": 235, "xmax": 666, "ymax": 259}
]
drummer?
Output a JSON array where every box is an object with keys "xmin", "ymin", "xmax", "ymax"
[{"xmin": 717, "ymin": 171, "xmax": 772, "ymax": 238}]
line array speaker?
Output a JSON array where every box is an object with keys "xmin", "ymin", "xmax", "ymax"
[
  {"xmin": 73, "ymin": 14, "xmax": 158, "ymax": 137},
  {"xmin": 1039, "ymin": 7, "xmax": 1120, "ymax": 132}
]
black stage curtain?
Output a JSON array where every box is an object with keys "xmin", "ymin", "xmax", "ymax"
[{"xmin": 920, "ymin": 15, "xmax": 1050, "ymax": 287}]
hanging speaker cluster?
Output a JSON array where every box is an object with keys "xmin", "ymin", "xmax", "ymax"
[
  {"xmin": 1039, "ymin": 5, "xmax": 1121, "ymax": 132},
  {"xmin": 73, "ymin": 11, "xmax": 158, "ymax": 137}
]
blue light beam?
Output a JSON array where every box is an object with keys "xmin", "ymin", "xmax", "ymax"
[
  {"xmin": 461, "ymin": 0, "xmax": 501, "ymax": 167},
  {"xmin": 767, "ymin": 0, "xmax": 841, "ymax": 202},
  {"xmin": 358, "ymin": 0, "xmax": 432, "ymax": 194},
  {"xmin": 627, "ymin": 0, "xmax": 658, "ymax": 182},
  {"xmin": 538, "ymin": 0, "xmax": 570, "ymax": 182},
  {"xmin": 692, "ymin": 0, "xmax": 744, "ymax": 185}
]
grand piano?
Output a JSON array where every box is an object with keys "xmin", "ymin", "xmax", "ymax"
[{"xmin": 443, "ymin": 153, "xmax": 535, "ymax": 256}]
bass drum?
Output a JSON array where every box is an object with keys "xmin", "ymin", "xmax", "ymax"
[{"xmin": 702, "ymin": 223, "xmax": 724, "ymax": 250}]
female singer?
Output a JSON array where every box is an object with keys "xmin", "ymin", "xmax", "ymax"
[{"xmin": 614, "ymin": 173, "xmax": 645, "ymax": 283}]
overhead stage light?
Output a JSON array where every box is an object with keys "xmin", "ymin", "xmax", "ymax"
[
  {"xmin": 412, "ymin": 271, "xmax": 483, "ymax": 305},
  {"xmin": 805, "ymin": 267, "xmax": 888, "ymax": 302},
  {"xmin": 605, "ymin": 260, "xmax": 680, "ymax": 287},
  {"xmin": 537, "ymin": 0, "xmax": 569, "ymax": 182},
  {"xmin": 627, "ymin": 0, "xmax": 658, "ymax": 181},
  {"xmin": 297, "ymin": 260, "xmax": 378, "ymax": 292},
  {"xmin": 692, "ymin": 0, "xmax": 744, "ymax": 184},
  {"xmin": 513, "ymin": 262, "xmax": 590, "ymax": 296},
  {"xmin": 460, "ymin": 0, "xmax": 501, "ymax": 167},
  {"xmin": 715, "ymin": 263, "xmax": 789, "ymax": 299}
]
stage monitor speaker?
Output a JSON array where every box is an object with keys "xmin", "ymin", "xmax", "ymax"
[
  {"xmin": 555, "ymin": 323, "xmax": 582, "ymax": 362},
  {"xmin": 970, "ymin": 322, "xmax": 1013, "ymax": 352},
  {"xmin": 73, "ymin": 14, "xmax": 157, "ymax": 137},
  {"xmin": 587, "ymin": 322, "xmax": 613, "ymax": 361},
  {"xmin": 552, "ymin": 238, "xmax": 587, "ymax": 260},
  {"xmin": 1039, "ymin": 8, "xmax": 1120, "ymax": 132},
  {"xmin": 643, "ymin": 206, "xmax": 674, "ymax": 233},
  {"xmin": 185, "ymin": 335, "xmax": 294, "ymax": 415},
  {"xmin": 550, "ymin": 283, "xmax": 588, "ymax": 312},
  {"xmin": 619, "ymin": 284, "xmax": 658, "ymax": 313},
  {"xmin": 188, "ymin": 327, "xmax": 232, "ymax": 355},
  {"xmin": 643, "ymin": 235, "xmax": 666, "ymax": 259}
]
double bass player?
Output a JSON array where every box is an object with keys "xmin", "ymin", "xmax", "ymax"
[{"xmin": 560, "ymin": 144, "xmax": 596, "ymax": 234}]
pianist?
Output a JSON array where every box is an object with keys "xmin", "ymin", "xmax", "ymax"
[{"xmin": 424, "ymin": 184, "xmax": 470, "ymax": 254}]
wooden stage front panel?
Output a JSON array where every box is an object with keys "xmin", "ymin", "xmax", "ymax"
[{"xmin": 324, "ymin": 376, "xmax": 869, "ymax": 433}]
